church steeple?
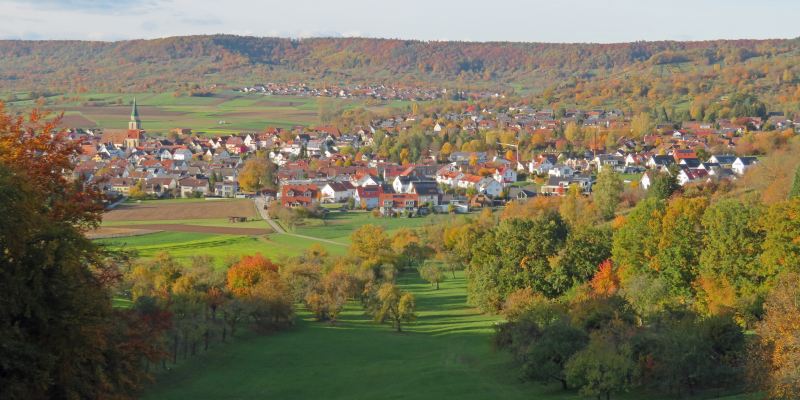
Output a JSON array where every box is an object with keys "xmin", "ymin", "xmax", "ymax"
[{"xmin": 129, "ymin": 97, "xmax": 142, "ymax": 130}]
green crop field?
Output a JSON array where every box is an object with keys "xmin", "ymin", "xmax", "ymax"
[
  {"xmin": 97, "ymin": 231, "xmax": 346, "ymax": 267},
  {"xmin": 8, "ymin": 91, "xmax": 415, "ymax": 135},
  {"xmin": 291, "ymin": 212, "xmax": 458, "ymax": 244},
  {"xmin": 143, "ymin": 271, "xmax": 756, "ymax": 400}
]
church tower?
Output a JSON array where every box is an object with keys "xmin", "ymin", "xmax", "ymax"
[{"xmin": 128, "ymin": 97, "xmax": 142, "ymax": 130}]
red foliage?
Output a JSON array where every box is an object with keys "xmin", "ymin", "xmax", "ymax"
[
  {"xmin": 590, "ymin": 259, "xmax": 620, "ymax": 297},
  {"xmin": 0, "ymin": 104, "xmax": 103, "ymax": 229},
  {"xmin": 225, "ymin": 253, "xmax": 280, "ymax": 297}
]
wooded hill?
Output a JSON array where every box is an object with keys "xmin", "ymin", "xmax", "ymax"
[{"xmin": 2, "ymin": 35, "xmax": 800, "ymax": 112}]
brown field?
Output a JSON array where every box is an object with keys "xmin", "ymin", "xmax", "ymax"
[
  {"xmin": 86, "ymin": 226, "xmax": 161, "ymax": 240},
  {"xmin": 110, "ymin": 223, "xmax": 270, "ymax": 235},
  {"xmin": 104, "ymin": 199, "xmax": 257, "ymax": 221},
  {"xmin": 57, "ymin": 114, "xmax": 97, "ymax": 128},
  {"xmin": 66, "ymin": 105, "xmax": 186, "ymax": 117}
]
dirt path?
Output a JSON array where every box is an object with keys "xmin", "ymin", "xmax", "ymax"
[{"xmin": 252, "ymin": 198, "xmax": 346, "ymax": 246}]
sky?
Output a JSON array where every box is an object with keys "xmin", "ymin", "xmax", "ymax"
[{"xmin": 1, "ymin": 0, "xmax": 798, "ymax": 43}]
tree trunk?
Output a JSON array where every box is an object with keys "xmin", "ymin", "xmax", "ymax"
[
  {"xmin": 172, "ymin": 337, "xmax": 178, "ymax": 364},
  {"xmin": 204, "ymin": 330, "xmax": 209, "ymax": 351},
  {"xmin": 222, "ymin": 324, "xmax": 227, "ymax": 342},
  {"xmin": 560, "ymin": 379, "xmax": 567, "ymax": 390},
  {"xmin": 436, "ymin": 281, "xmax": 439, "ymax": 290}
]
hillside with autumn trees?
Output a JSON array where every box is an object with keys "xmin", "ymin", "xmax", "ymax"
[{"xmin": 2, "ymin": 35, "xmax": 800, "ymax": 113}]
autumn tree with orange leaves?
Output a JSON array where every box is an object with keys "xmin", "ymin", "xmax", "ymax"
[{"xmin": 0, "ymin": 106, "xmax": 164, "ymax": 399}]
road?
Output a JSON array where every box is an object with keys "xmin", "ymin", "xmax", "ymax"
[{"xmin": 252, "ymin": 197, "xmax": 346, "ymax": 247}]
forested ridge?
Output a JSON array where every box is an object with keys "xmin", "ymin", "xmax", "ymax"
[{"xmin": 2, "ymin": 35, "xmax": 800, "ymax": 111}]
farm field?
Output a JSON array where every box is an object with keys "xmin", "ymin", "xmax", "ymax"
[
  {"xmin": 96, "ymin": 201, "xmax": 459, "ymax": 265},
  {"xmin": 143, "ymin": 271, "xmax": 757, "ymax": 400},
  {"xmin": 9, "ymin": 91, "xmax": 414, "ymax": 134},
  {"xmin": 103, "ymin": 198, "xmax": 258, "ymax": 222}
]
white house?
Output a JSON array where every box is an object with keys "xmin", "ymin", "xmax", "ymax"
[
  {"xmin": 476, "ymin": 177, "xmax": 503, "ymax": 197},
  {"xmin": 320, "ymin": 182, "xmax": 355, "ymax": 203},
  {"xmin": 492, "ymin": 166, "xmax": 517, "ymax": 184},
  {"xmin": 731, "ymin": 156, "xmax": 758, "ymax": 175}
]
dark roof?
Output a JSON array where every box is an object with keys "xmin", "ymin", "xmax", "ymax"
[{"xmin": 410, "ymin": 181, "xmax": 440, "ymax": 196}]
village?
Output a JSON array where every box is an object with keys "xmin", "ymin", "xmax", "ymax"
[{"xmin": 68, "ymin": 97, "xmax": 794, "ymax": 216}]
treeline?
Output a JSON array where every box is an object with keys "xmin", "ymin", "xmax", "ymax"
[
  {"xmin": 421, "ymin": 139, "xmax": 800, "ymax": 398},
  {"xmin": 0, "ymin": 35, "xmax": 798, "ymax": 101}
]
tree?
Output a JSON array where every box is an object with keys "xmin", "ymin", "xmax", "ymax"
[
  {"xmin": 468, "ymin": 211, "xmax": 569, "ymax": 310},
  {"xmin": 226, "ymin": 254, "xmax": 280, "ymax": 297},
  {"xmin": 0, "ymin": 108, "xmax": 157, "ymax": 399},
  {"xmin": 630, "ymin": 112, "xmax": 653, "ymax": 137},
  {"xmin": 350, "ymin": 224, "xmax": 394, "ymax": 270},
  {"xmin": 755, "ymin": 272, "xmax": 800, "ymax": 399},
  {"xmin": 699, "ymin": 199, "xmax": 764, "ymax": 305},
  {"xmin": 564, "ymin": 121, "xmax": 583, "ymax": 143},
  {"xmin": 244, "ymin": 274, "xmax": 294, "ymax": 333},
  {"xmin": 238, "ymin": 156, "xmax": 277, "ymax": 192},
  {"xmin": 654, "ymin": 197, "xmax": 708, "ymax": 300},
  {"xmin": 790, "ymin": 164, "xmax": 800, "ymax": 199},
  {"xmin": 759, "ymin": 198, "xmax": 800, "ymax": 282},
  {"xmin": 647, "ymin": 171, "xmax": 679, "ymax": 200},
  {"xmin": 419, "ymin": 263, "xmax": 446, "ymax": 289},
  {"xmin": 565, "ymin": 334, "xmax": 634, "ymax": 400},
  {"xmin": 594, "ymin": 167, "xmax": 624, "ymax": 220},
  {"xmin": 611, "ymin": 197, "xmax": 665, "ymax": 282},
  {"xmin": 550, "ymin": 227, "xmax": 612, "ymax": 296},
  {"xmin": 373, "ymin": 283, "xmax": 416, "ymax": 332},
  {"xmin": 494, "ymin": 302, "xmax": 587, "ymax": 390},
  {"xmin": 305, "ymin": 267, "xmax": 354, "ymax": 322}
]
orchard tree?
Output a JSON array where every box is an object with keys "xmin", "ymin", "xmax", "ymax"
[
  {"xmin": 374, "ymin": 283, "xmax": 417, "ymax": 332},
  {"xmin": 419, "ymin": 263, "xmax": 446, "ymax": 289}
]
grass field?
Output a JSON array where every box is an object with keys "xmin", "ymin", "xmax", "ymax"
[
  {"xmin": 142, "ymin": 271, "xmax": 757, "ymax": 400},
  {"xmin": 8, "ymin": 91, "xmax": 414, "ymax": 134},
  {"xmin": 97, "ymin": 206, "xmax": 459, "ymax": 265}
]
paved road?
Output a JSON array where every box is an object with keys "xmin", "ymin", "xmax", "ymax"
[
  {"xmin": 253, "ymin": 197, "xmax": 285, "ymax": 233},
  {"xmin": 252, "ymin": 198, "xmax": 346, "ymax": 247}
]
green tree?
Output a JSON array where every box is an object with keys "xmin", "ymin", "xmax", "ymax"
[
  {"xmin": 790, "ymin": 164, "xmax": 800, "ymax": 199},
  {"xmin": 647, "ymin": 171, "xmax": 679, "ymax": 200},
  {"xmin": 654, "ymin": 197, "xmax": 708, "ymax": 300},
  {"xmin": 565, "ymin": 334, "xmax": 634, "ymax": 400},
  {"xmin": 550, "ymin": 226, "xmax": 613, "ymax": 295},
  {"xmin": 612, "ymin": 197, "xmax": 665, "ymax": 280},
  {"xmin": 594, "ymin": 168, "xmax": 624, "ymax": 220},
  {"xmin": 700, "ymin": 199, "xmax": 764, "ymax": 297},
  {"xmin": 468, "ymin": 211, "xmax": 569, "ymax": 310}
]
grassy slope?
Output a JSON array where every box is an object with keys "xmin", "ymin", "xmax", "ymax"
[
  {"xmin": 143, "ymin": 271, "xmax": 758, "ymax": 400},
  {"xmin": 143, "ymin": 272, "xmax": 545, "ymax": 400}
]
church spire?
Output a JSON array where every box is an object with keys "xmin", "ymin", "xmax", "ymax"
[{"xmin": 129, "ymin": 97, "xmax": 142, "ymax": 130}]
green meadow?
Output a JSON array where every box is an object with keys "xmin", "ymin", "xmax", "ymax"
[
  {"xmin": 143, "ymin": 271, "xmax": 758, "ymax": 400},
  {"xmin": 8, "ymin": 91, "xmax": 414, "ymax": 134}
]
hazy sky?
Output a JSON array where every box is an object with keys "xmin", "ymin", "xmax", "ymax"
[{"xmin": 1, "ymin": 0, "xmax": 798, "ymax": 43}]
